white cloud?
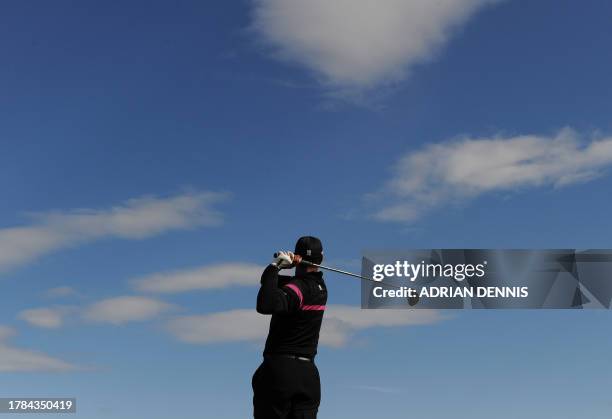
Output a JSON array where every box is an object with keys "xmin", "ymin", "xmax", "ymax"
[
  {"xmin": 0, "ymin": 325, "xmax": 15, "ymax": 340},
  {"xmin": 166, "ymin": 309, "xmax": 266, "ymax": 345},
  {"xmin": 251, "ymin": 0, "xmax": 496, "ymax": 91},
  {"xmin": 84, "ymin": 296, "xmax": 174, "ymax": 325},
  {"xmin": 132, "ymin": 263, "xmax": 263, "ymax": 294},
  {"xmin": 0, "ymin": 345, "xmax": 76, "ymax": 372},
  {"xmin": 0, "ymin": 191, "xmax": 227, "ymax": 272},
  {"xmin": 19, "ymin": 296, "xmax": 174, "ymax": 328},
  {"xmin": 320, "ymin": 305, "xmax": 443, "ymax": 347},
  {"xmin": 0, "ymin": 325, "xmax": 76, "ymax": 372},
  {"xmin": 18, "ymin": 307, "xmax": 72, "ymax": 329},
  {"xmin": 372, "ymin": 128, "xmax": 612, "ymax": 222},
  {"xmin": 165, "ymin": 305, "xmax": 444, "ymax": 347}
]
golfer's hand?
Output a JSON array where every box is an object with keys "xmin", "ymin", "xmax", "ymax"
[{"xmin": 272, "ymin": 251, "xmax": 294, "ymax": 269}]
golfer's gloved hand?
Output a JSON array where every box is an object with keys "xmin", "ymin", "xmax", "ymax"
[{"xmin": 272, "ymin": 251, "xmax": 294, "ymax": 269}]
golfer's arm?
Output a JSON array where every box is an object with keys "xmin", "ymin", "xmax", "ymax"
[{"xmin": 257, "ymin": 265, "xmax": 299, "ymax": 314}]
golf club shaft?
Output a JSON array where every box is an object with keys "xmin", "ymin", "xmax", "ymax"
[
  {"xmin": 305, "ymin": 261, "xmax": 368, "ymax": 279},
  {"xmin": 272, "ymin": 252, "xmax": 419, "ymax": 305},
  {"xmin": 273, "ymin": 252, "xmax": 403, "ymax": 289}
]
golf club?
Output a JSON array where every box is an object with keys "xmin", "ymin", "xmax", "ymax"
[{"xmin": 273, "ymin": 252, "xmax": 420, "ymax": 306}]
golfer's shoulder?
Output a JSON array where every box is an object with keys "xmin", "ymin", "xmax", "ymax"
[
  {"xmin": 289, "ymin": 277, "xmax": 326, "ymax": 299},
  {"xmin": 282, "ymin": 276, "xmax": 305, "ymax": 290},
  {"xmin": 278, "ymin": 275, "xmax": 293, "ymax": 287}
]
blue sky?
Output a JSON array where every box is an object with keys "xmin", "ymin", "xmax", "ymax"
[{"xmin": 1, "ymin": 1, "xmax": 612, "ymax": 417}]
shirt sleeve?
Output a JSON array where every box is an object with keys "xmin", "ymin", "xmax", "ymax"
[{"xmin": 256, "ymin": 265, "xmax": 303, "ymax": 314}]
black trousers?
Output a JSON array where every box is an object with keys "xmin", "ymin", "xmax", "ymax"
[{"xmin": 252, "ymin": 356, "xmax": 320, "ymax": 419}]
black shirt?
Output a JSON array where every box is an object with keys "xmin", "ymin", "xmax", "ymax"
[{"xmin": 257, "ymin": 265, "xmax": 328, "ymax": 358}]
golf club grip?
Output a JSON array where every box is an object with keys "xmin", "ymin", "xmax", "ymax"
[{"xmin": 273, "ymin": 252, "xmax": 310, "ymax": 265}]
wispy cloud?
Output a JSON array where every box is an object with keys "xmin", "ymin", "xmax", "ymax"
[
  {"xmin": 371, "ymin": 128, "xmax": 612, "ymax": 222},
  {"xmin": 251, "ymin": 0, "xmax": 497, "ymax": 95},
  {"xmin": 321, "ymin": 306, "xmax": 444, "ymax": 347},
  {"xmin": 18, "ymin": 307, "xmax": 73, "ymax": 329},
  {"xmin": 0, "ymin": 191, "xmax": 227, "ymax": 273},
  {"xmin": 132, "ymin": 263, "xmax": 263, "ymax": 294},
  {"xmin": 19, "ymin": 296, "xmax": 175, "ymax": 328},
  {"xmin": 0, "ymin": 326, "xmax": 14, "ymax": 340},
  {"xmin": 165, "ymin": 305, "xmax": 445, "ymax": 347},
  {"xmin": 166, "ymin": 309, "xmax": 266, "ymax": 345},
  {"xmin": 83, "ymin": 296, "xmax": 174, "ymax": 325},
  {"xmin": 0, "ymin": 326, "xmax": 76, "ymax": 372}
]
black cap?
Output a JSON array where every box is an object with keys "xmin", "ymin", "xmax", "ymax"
[{"xmin": 294, "ymin": 236, "xmax": 323, "ymax": 264}]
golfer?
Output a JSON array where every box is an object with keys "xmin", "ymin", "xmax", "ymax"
[{"xmin": 252, "ymin": 236, "xmax": 327, "ymax": 419}]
